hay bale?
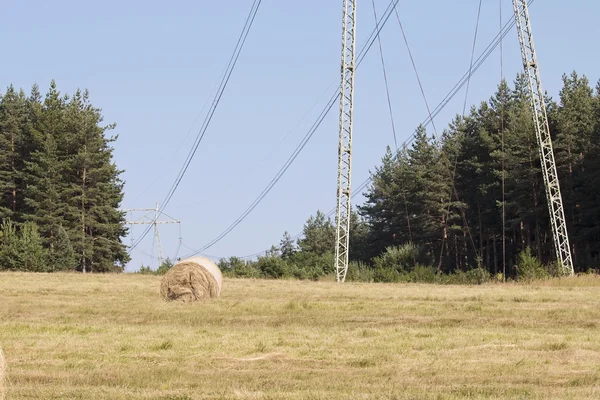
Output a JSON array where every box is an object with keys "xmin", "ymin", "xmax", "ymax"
[
  {"xmin": 160, "ymin": 257, "xmax": 223, "ymax": 302},
  {"xmin": 0, "ymin": 345, "xmax": 5, "ymax": 400}
]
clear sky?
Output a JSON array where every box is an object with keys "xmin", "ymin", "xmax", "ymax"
[{"xmin": 2, "ymin": 1, "xmax": 599, "ymax": 271}]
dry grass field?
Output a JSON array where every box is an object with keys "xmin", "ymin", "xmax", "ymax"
[{"xmin": 0, "ymin": 272, "xmax": 599, "ymax": 399}]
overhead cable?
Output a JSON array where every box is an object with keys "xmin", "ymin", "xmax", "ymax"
[{"xmin": 129, "ymin": 0, "xmax": 263, "ymax": 252}]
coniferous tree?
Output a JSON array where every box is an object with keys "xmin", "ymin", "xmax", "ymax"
[
  {"xmin": 0, "ymin": 86, "xmax": 28, "ymax": 221},
  {"xmin": 19, "ymin": 222, "xmax": 47, "ymax": 272},
  {"xmin": 0, "ymin": 219, "xmax": 21, "ymax": 270},
  {"xmin": 0, "ymin": 80, "xmax": 129, "ymax": 272},
  {"xmin": 279, "ymin": 231, "xmax": 296, "ymax": 260},
  {"xmin": 24, "ymin": 81, "xmax": 70, "ymax": 256},
  {"xmin": 297, "ymin": 211, "xmax": 335, "ymax": 256},
  {"xmin": 61, "ymin": 89, "xmax": 129, "ymax": 272},
  {"xmin": 46, "ymin": 226, "xmax": 76, "ymax": 272}
]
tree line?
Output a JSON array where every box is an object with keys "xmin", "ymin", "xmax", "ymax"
[
  {"xmin": 0, "ymin": 81, "xmax": 129, "ymax": 272},
  {"xmin": 220, "ymin": 71, "xmax": 600, "ymax": 282}
]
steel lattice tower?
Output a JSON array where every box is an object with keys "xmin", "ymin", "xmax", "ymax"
[
  {"xmin": 126, "ymin": 203, "xmax": 180, "ymax": 266},
  {"xmin": 512, "ymin": 0, "xmax": 574, "ymax": 275},
  {"xmin": 335, "ymin": 0, "xmax": 357, "ymax": 283}
]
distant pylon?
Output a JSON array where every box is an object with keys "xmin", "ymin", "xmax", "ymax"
[{"xmin": 125, "ymin": 203, "xmax": 180, "ymax": 266}]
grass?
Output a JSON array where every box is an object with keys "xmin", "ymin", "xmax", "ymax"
[{"xmin": 0, "ymin": 273, "xmax": 600, "ymax": 399}]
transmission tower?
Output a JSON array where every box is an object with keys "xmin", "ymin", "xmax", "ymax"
[
  {"xmin": 126, "ymin": 203, "xmax": 180, "ymax": 265},
  {"xmin": 512, "ymin": 0, "xmax": 574, "ymax": 275},
  {"xmin": 335, "ymin": 0, "xmax": 357, "ymax": 283}
]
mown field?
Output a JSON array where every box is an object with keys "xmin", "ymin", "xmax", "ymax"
[{"xmin": 0, "ymin": 273, "xmax": 599, "ymax": 399}]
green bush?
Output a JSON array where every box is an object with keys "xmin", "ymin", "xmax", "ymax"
[
  {"xmin": 19, "ymin": 222, "xmax": 47, "ymax": 272},
  {"xmin": 441, "ymin": 267, "xmax": 491, "ymax": 285},
  {"xmin": 346, "ymin": 261, "xmax": 374, "ymax": 282},
  {"xmin": 46, "ymin": 226, "xmax": 76, "ymax": 271},
  {"xmin": 0, "ymin": 219, "xmax": 48, "ymax": 272},
  {"xmin": 290, "ymin": 251, "xmax": 334, "ymax": 277},
  {"xmin": 516, "ymin": 247, "xmax": 548, "ymax": 282},
  {"xmin": 138, "ymin": 265, "xmax": 154, "ymax": 275},
  {"xmin": 373, "ymin": 267, "xmax": 401, "ymax": 283},
  {"xmin": 465, "ymin": 267, "xmax": 491, "ymax": 285},
  {"xmin": 0, "ymin": 219, "xmax": 22, "ymax": 270},
  {"xmin": 156, "ymin": 259, "xmax": 174, "ymax": 275},
  {"xmin": 256, "ymin": 256, "xmax": 290, "ymax": 279},
  {"xmin": 373, "ymin": 243, "xmax": 417, "ymax": 273},
  {"xmin": 406, "ymin": 265, "xmax": 437, "ymax": 283},
  {"xmin": 230, "ymin": 263, "xmax": 262, "ymax": 279}
]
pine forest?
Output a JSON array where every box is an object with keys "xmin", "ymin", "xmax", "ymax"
[
  {"xmin": 0, "ymin": 81, "xmax": 129, "ymax": 273},
  {"xmin": 2, "ymin": 72, "xmax": 599, "ymax": 278},
  {"xmin": 219, "ymin": 72, "xmax": 600, "ymax": 282}
]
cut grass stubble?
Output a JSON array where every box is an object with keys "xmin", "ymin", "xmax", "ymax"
[{"xmin": 0, "ymin": 273, "xmax": 599, "ymax": 399}]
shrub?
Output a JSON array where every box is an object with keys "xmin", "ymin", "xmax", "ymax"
[
  {"xmin": 0, "ymin": 219, "xmax": 22, "ymax": 270},
  {"xmin": 406, "ymin": 265, "xmax": 437, "ymax": 283},
  {"xmin": 346, "ymin": 261, "xmax": 374, "ymax": 282},
  {"xmin": 19, "ymin": 222, "xmax": 47, "ymax": 272},
  {"xmin": 516, "ymin": 247, "xmax": 548, "ymax": 282},
  {"xmin": 138, "ymin": 265, "xmax": 154, "ymax": 275},
  {"xmin": 373, "ymin": 267, "xmax": 401, "ymax": 283},
  {"xmin": 156, "ymin": 259, "xmax": 174, "ymax": 275},
  {"xmin": 46, "ymin": 226, "xmax": 76, "ymax": 271},
  {"xmin": 373, "ymin": 243, "xmax": 417, "ymax": 273},
  {"xmin": 465, "ymin": 267, "xmax": 491, "ymax": 284},
  {"xmin": 256, "ymin": 256, "xmax": 290, "ymax": 279},
  {"xmin": 230, "ymin": 263, "xmax": 262, "ymax": 279},
  {"xmin": 441, "ymin": 267, "xmax": 491, "ymax": 285},
  {"xmin": 0, "ymin": 220, "xmax": 48, "ymax": 272},
  {"xmin": 290, "ymin": 251, "xmax": 334, "ymax": 277}
]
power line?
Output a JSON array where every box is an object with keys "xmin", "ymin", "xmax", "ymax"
[
  {"xmin": 134, "ymin": 80, "xmax": 221, "ymax": 201},
  {"xmin": 353, "ymin": 0, "xmax": 533, "ymax": 203},
  {"xmin": 237, "ymin": 1, "xmax": 536, "ymax": 259},
  {"xmin": 437, "ymin": 0, "xmax": 485, "ymax": 270},
  {"xmin": 129, "ymin": 0, "xmax": 263, "ymax": 252},
  {"xmin": 394, "ymin": 7, "xmax": 438, "ymax": 136},
  {"xmin": 171, "ymin": 82, "xmax": 338, "ymax": 210},
  {"xmin": 183, "ymin": 0, "xmax": 404, "ymax": 258},
  {"xmin": 462, "ymin": 0, "xmax": 484, "ymax": 116},
  {"xmin": 371, "ymin": 0, "xmax": 398, "ymax": 150}
]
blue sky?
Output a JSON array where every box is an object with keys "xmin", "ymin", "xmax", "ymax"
[{"xmin": 2, "ymin": 1, "xmax": 599, "ymax": 271}]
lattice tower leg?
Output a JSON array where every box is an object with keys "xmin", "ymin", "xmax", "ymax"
[
  {"xmin": 335, "ymin": 0, "xmax": 357, "ymax": 283},
  {"xmin": 512, "ymin": 0, "xmax": 574, "ymax": 275}
]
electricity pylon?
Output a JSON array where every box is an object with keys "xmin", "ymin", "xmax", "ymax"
[
  {"xmin": 512, "ymin": 0, "xmax": 574, "ymax": 275},
  {"xmin": 126, "ymin": 203, "xmax": 180, "ymax": 265},
  {"xmin": 335, "ymin": 0, "xmax": 357, "ymax": 283}
]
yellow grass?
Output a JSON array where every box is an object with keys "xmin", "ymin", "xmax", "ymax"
[
  {"xmin": 0, "ymin": 343, "xmax": 5, "ymax": 400},
  {"xmin": 0, "ymin": 272, "xmax": 599, "ymax": 399}
]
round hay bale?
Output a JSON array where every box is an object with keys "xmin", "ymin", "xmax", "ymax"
[
  {"xmin": 160, "ymin": 257, "xmax": 223, "ymax": 302},
  {"xmin": 0, "ymin": 345, "xmax": 5, "ymax": 400}
]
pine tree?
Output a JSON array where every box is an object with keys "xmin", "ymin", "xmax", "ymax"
[
  {"xmin": 24, "ymin": 81, "xmax": 69, "ymax": 255},
  {"xmin": 18, "ymin": 81, "xmax": 129, "ymax": 272},
  {"xmin": 19, "ymin": 222, "xmax": 47, "ymax": 272},
  {"xmin": 0, "ymin": 219, "xmax": 21, "ymax": 270},
  {"xmin": 0, "ymin": 86, "xmax": 28, "ymax": 220},
  {"xmin": 349, "ymin": 211, "xmax": 369, "ymax": 263},
  {"xmin": 297, "ymin": 211, "xmax": 335, "ymax": 256},
  {"xmin": 279, "ymin": 231, "xmax": 296, "ymax": 260},
  {"xmin": 62, "ymin": 89, "xmax": 129, "ymax": 272},
  {"xmin": 46, "ymin": 226, "xmax": 76, "ymax": 272},
  {"xmin": 406, "ymin": 125, "xmax": 447, "ymax": 248},
  {"xmin": 360, "ymin": 147, "xmax": 403, "ymax": 257},
  {"xmin": 553, "ymin": 72, "xmax": 596, "ymax": 268}
]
